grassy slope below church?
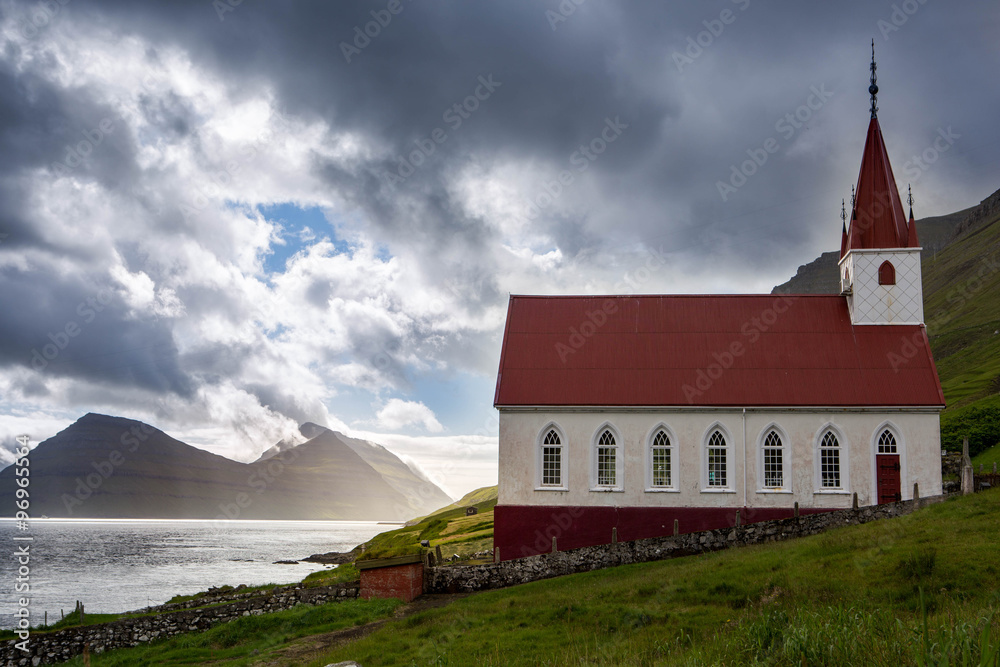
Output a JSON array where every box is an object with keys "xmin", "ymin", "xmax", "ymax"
[
  {"xmin": 324, "ymin": 491, "xmax": 1000, "ymax": 666},
  {"xmin": 67, "ymin": 489, "xmax": 1000, "ymax": 666}
]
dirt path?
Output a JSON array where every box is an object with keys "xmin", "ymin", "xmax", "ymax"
[{"xmin": 251, "ymin": 593, "xmax": 470, "ymax": 666}]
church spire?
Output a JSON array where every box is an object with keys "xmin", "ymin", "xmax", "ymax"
[
  {"xmin": 869, "ymin": 39, "xmax": 878, "ymax": 119},
  {"xmin": 842, "ymin": 44, "xmax": 909, "ymax": 258}
]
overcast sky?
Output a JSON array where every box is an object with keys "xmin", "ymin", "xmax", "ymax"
[{"xmin": 1, "ymin": 0, "xmax": 998, "ymax": 498}]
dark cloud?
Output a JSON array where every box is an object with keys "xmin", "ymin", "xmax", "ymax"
[{"xmin": 0, "ymin": 0, "xmax": 997, "ymax": 450}]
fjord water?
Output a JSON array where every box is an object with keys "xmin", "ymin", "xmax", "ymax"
[{"xmin": 0, "ymin": 519, "xmax": 392, "ymax": 629}]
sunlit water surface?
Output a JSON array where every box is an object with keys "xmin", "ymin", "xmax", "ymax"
[{"xmin": 0, "ymin": 519, "xmax": 394, "ymax": 629}]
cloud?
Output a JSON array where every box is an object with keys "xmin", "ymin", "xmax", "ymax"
[
  {"xmin": 374, "ymin": 399, "xmax": 445, "ymax": 433},
  {"xmin": 0, "ymin": 0, "xmax": 997, "ymax": 486}
]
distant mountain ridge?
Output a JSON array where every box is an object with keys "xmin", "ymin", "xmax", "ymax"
[{"xmin": 0, "ymin": 413, "xmax": 451, "ymax": 520}]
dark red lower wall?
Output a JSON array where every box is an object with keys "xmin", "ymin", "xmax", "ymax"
[{"xmin": 493, "ymin": 504, "xmax": 837, "ymax": 561}]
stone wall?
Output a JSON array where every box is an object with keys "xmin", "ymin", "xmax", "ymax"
[
  {"xmin": 2, "ymin": 583, "xmax": 358, "ymax": 666},
  {"xmin": 427, "ymin": 496, "xmax": 948, "ymax": 594}
]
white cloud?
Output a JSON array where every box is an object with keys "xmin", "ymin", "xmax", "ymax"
[{"xmin": 374, "ymin": 399, "xmax": 444, "ymax": 433}]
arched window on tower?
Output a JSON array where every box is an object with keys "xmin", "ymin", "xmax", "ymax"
[{"xmin": 878, "ymin": 260, "xmax": 896, "ymax": 285}]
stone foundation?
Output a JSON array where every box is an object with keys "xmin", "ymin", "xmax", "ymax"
[{"xmin": 428, "ymin": 495, "xmax": 948, "ymax": 594}]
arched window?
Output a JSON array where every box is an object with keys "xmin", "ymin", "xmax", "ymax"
[
  {"xmin": 706, "ymin": 429, "xmax": 728, "ymax": 488},
  {"xmin": 877, "ymin": 428, "xmax": 897, "ymax": 453},
  {"xmin": 878, "ymin": 260, "xmax": 896, "ymax": 285},
  {"xmin": 819, "ymin": 430, "xmax": 842, "ymax": 488},
  {"xmin": 540, "ymin": 428, "xmax": 563, "ymax": 487},
  {"xmin": 761, "ymin": 430, "xmax": 784, "ymax": 489},
  {"xmin": 595, "ymin": 428, "xmax": 618, "ymax": 488},
  {"xmin": 649, "ymin": 428, "xmax": 673, "ymax": 489}
]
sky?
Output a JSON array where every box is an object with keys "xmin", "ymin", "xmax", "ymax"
[{"xmin": 0, "ymin": 0, "xmax": 998, "ymax": 499}]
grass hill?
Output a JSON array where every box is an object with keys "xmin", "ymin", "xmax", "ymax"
[
  {"xmin": 57, "ymin": 488, "xmax": 1000, "ymax": 666},
  {"xmin": 360, "ymin": 485, "xmax": 498, "ymax": 561},
  {"xmin": 772, "ymin": 186, "xmax": 1000, "ymax": 457}
]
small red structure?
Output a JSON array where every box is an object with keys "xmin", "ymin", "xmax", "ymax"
[{"xmin": 357, "ymin": 554, "xmax": 424, "ymax": 603}]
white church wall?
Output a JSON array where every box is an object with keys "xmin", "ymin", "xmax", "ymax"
[
  {"xmin": 841, "ymin": 248, "xmax": 924, "ymax": 324},
  {"xmin": 498, "ymin": 409, "xmax": 942, "ymax": 509}
]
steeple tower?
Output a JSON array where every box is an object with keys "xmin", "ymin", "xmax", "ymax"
[{"xmin": 839, "ymin": 45, "xmax": 924, "ymax": 325}]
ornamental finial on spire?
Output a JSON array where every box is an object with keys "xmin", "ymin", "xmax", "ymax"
[
  {"xmin": 907, "ymin": 184, "xmax": 914, "ymax": 218},
  {"xmin": 869, "ymin": 39, "xmax": 879, "ymax": 119}
]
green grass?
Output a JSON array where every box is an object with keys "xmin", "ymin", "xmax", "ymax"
[
  {"xmin": 301, "ymin": 562, "xmax": 359, "ymax": 587},
  {"xmin": 941, "ymin": 394, "xmax": 1000, "ymax": 457},
  {"xmin": 165, "ymin": 582, "xmax": 278, "ymax": 606},
  {"xmin": 360, "ymin": 486, "xmax": 497, "ymax": 561},
  {"xmin": 60, "ymin": 598, "xmax": 402, "ymax": 666},
  {"xmin": 314, "ymin": 489, "xmax": 1000, "ymax": 666},
  {"xmin": 973, "ymin": 442, "xmax": 1000, "ymax": 469},
  {"xmin": 923, "ymin": 206, "xmax": 1000, "ymax": 412}
]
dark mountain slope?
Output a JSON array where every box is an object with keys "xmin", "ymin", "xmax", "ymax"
[
  {"xmin": 0, "ymin": 413, "xmax": 449, "ymax": 520},
  {"xmin": 257, "ymin": 423, "xmax": 453, "ymax": 516}
]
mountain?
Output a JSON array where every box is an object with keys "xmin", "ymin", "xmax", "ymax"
[
  {"xmin": 0, "ymin": 413, "xmax": 451, "ymax": 520},
  {"xmin": 771, "ymin": 186, "xmax": 1000, "ymax": 451},
  {"xmin": 257, "ymin": 423, "xmax": 453, "ymax": 518}
]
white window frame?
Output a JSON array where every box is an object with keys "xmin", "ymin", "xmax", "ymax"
[
  {"xmin": 813, "ymin": 424, "xmax": 850, "ymax": 495},
  {"xmin": 535, "ymin": 423, "xmax": 567, "ymax": 491},
  {"xmin": 590, "ymin": 422, "xmax": 623, "ymax": 492},
  {"xmin": 701, "ymin": 423, "xmax": 735, "ymax": 493},
  {"xmin": 876, "ymin": 426, "xmax": 898, "ymax": 453},
  {"xmin": 645, "ymin": 423, "xmax": 679, "ymax": 493},
  {"xmin": 756, "ymin": 424, "xmax": 792, "ymax": 493}
]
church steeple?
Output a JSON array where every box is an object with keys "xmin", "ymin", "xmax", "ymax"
[
  {"xmin": 842, "ymin": 44, "xmax": 910, "ymax": 259},
  {"xmin": 869, "ymin": 39, "xmax": 879, "ymax": 119},
  {"xmin": 838, "ymin": 46, "xmax": 924, "ymax": 326}
]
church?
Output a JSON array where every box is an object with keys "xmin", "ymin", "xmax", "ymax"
[{"xmin": 492, "ymin": 53, "xmax": 945, "ymax": 561}]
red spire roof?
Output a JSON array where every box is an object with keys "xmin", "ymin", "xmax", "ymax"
[
  {"xmin": 843, "ymin": 117, "xmax": 914, "ymax": 258},
  {"xmin": 907, "ymin": 206, "xmax": 919, "ymax": 247}
]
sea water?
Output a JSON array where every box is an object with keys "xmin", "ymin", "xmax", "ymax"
[{"xmin": 0, "ymin": 519, "xmax": 393, "ymax": 629}]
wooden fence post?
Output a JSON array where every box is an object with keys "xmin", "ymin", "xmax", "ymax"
[{"xmin": 673, "ymin": 519, "xmax": 679, "ymax": 536}]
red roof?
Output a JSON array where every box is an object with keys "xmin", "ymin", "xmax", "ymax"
[
  {"xmin": 844, "ymin": 117, "xmax": 918, "ymax": 257},
  {"xmin": 494, "ymin": 294, "xmax": 944, "ymax": 408}
]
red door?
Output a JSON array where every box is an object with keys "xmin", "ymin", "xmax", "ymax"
[{"xmin": 876, "ymin": 454, "xmax": 901, "ymax": 503}]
